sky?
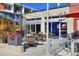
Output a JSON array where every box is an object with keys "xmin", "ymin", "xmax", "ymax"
[{"xmin": 21, "ymin": 3, "xmax": 69, "ymax": 11}]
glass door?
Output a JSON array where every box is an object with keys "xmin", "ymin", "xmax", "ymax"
[{"xmin": 61, "ymin": 22, "xmax": 67, "ymax": 37}]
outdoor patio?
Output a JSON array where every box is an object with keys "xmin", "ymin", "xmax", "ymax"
[{"xmin": 0, "ymin": 34, "xmax": 79, "ymax": 56}]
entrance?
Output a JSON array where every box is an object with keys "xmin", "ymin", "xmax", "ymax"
[
  {"xmin": 36, "ymin": 24, "xmax": 40, "ymax": 33},
  {"xmin": 61, "ymin": 22, "xmax": 67, "ymax": 37},
  {"xmin": 49, "ymin": 22, "xmax": 59, "ymax": 36},
  {"xmin": 48, "ymin": 22, "xmax": 67, "ymax": 37}
]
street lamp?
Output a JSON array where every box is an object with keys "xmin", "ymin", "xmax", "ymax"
[
  {"xmin": 20, "ymin": 3, "xmax": 23, "ymax": 36},
  {"xmin": 46, "ymin": 3, "xmax": 51, "ymax": 55},
  {"xmin": 57, "ymin": 3, "xmax": 60, "ymax": 38}
]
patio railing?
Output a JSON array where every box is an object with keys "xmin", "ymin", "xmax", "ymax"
[{"xmin": 48, "ymin": 31, "xmax": 79, "ymax": 56}]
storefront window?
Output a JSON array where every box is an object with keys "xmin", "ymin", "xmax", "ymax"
[
  {"xmin": 31, "ymin": 25, "xmax": 35, "ymax": 32},
  {"xmin": 27, "ymin": 25, "xmax": 30, "ymax": 33},
  {"xmin": 36, "ymin": 24, "xmax": 40, "ymax": 33},
  {"xmin": 61, "ymin": 22, "xmax": 67, "ymax": 37}
]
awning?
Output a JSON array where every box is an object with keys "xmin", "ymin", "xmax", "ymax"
[
  {"xmin": 62, "ymin": 3, "xmax": 79, "ymax": 18},
  {"xmin": 62, "ymin": 12, "xmax": 79, "ymax": 18}
]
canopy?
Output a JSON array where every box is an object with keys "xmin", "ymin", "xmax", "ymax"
[{"xmin": 62, "ymin": 12, "xmax": 79, "ymax": 18}]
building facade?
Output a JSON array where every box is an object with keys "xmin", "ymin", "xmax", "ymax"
[
  {"xmin": 24, "ymin": 6, "xmax": 70, "ymax": 36},
  {"xmin": 0, "ymin": 3, "xmax": 79, "ymax": 44},
  {"xmin": 0, "ymin": 3, "xmax": 35, "ymax": 44},
  {"xmin": 0, "ymin": 3, "xmax": 35, "ymax": 25},
  {"xmin": 24, "ymin": 4, "xmax": 79, "ymax": 36}
]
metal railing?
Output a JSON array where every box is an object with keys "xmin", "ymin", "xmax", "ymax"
[{"xmin": 48, "ymin": 31, "xmax": 79, "ymax": 56}]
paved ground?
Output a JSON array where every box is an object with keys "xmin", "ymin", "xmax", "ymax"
[
  {"xmin": 0, "ymin": 43, "xmax": 21, "ymax": 56},
  {"xmin": 21, "ymin": 43, "xmax": 47, "ymax": 56},
  {"xmin": 0, "ymin": 42, "xmax": 47, "ymax": 56},
  {"xmin": 0, "ymin": 38, "xmax": 74, "ymax": 56},
  {"xmin": 49, "ymin": 37, "xmax": 72, "ymax": 56}
]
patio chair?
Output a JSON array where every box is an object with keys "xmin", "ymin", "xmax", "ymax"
[
  {"xmin": 26, "ymin": 33, "xmax": 37, "ymax": 46},
  {"xmin": 38, "ymin": 32, "xmax": 45, "ymax": 42}
]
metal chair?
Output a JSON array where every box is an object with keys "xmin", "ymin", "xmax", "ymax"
[{"xmin": 38, "ymin": 32, "xmax": 45, "ymax": 42}]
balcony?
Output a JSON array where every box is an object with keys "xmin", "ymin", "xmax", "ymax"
[
  {"xmin": 14, "ymin": 4, "xmax": 23, "ymax": 14},
  {"xmin": 0, "ymin": 12, "xmax": 15, "ymax": 20},
  {"xmin": 24, "ymin": 7, "xmax": 37, "ymax": 14},
  {"xmin": 4, "ymin": 3, "xmax": 13, "ymax": 13},
  {"xmin": 24, "ymin": 8, "xmax": 32, "ymax": 14},
  {"xmin": 0, "ymin": 12, "xmax": 5, "ymax": 18}
]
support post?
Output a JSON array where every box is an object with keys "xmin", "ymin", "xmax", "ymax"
[
  {"xmin": 46, "ymin": 3, "xmax": 50, "ymax": 55},
  {"xmin": 35, "ymin": 24, "xmax": 36, "ymax": 33},
  {"xmin": 30, "ymin": 24, "xmax": 31, "ymax": 33}
]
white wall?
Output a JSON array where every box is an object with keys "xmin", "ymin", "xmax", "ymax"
[
  {"xmin": 67, "ymin": 18, "xmax": 74, "ymax": 34},
  {"xmin": 77, "ymin": 20, "xmax": 79, "ymax": 31},
  {"xmin": 24, "ymin": 7, "xmax": 70, "ymax": 19},
  {"xmin": 41, "ymin": 17, "xmax": 45, "ymax": 34}
]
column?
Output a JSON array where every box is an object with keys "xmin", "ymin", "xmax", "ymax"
[
  {"xmin": 14, "ymin": 14, "xmax": 16, "ymax": 25},
  {"xmin": 12, "ymin": 3, "xmax": 14, "ymax": 13},
  {"xmin": 51, "ymin": 22, "xmax": 52, "ymax": 36},
  {"xmin": 77, "ymin": 20, "xmax": 79, "ymax": 31},
  {"xmin": 41, "ymin": 17, "xmax": 45, "ymax": 34},
  {"xmin": 73, "ymin": 18, "xmax": 78, "ymax": 32},
  {"xmin": 35, "ymin": 24, "xmax": 36, "ymax": 33},
  {"xmin": 22, "ymin": 7, "xmax": 24, "ymax": 14},
  {"xmin": 71, "ymin": 40, "xmax": 75, "ymax": 56},
  {"xmin": 30, "ymin": 24, "xmax": 31, "ymax": 33}
]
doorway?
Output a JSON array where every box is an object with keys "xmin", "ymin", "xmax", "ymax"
[
  {"xmin": 49, "ymin": 22, "xmax": 59, "ymax": 36},
  {"xmin": 36, "ymin": 24, "xmax": 40, "ymax": 33},
  {"xmin": 48, "ymin": 22, "xmax": 67, "ymax": 37}
]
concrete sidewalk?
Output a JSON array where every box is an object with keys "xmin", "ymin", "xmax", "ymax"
[
  {"xmin": 21, "ymin": 44, "xmax": 47, "ymax": 56},
  {"xmin": 0, "ymin": 38, "xmax": 73, "ymax": 56},
  {"xmin": 0, "ymin": 43, "xmax": 21, "ymax": 56},
  {"xmin": 0, "ymin": 43, "xmax": 47, "ymax": 56}
]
